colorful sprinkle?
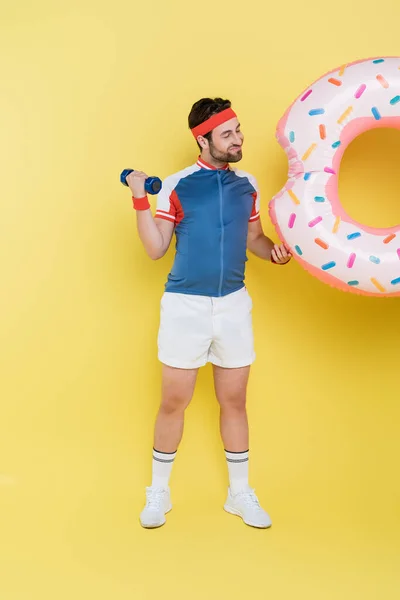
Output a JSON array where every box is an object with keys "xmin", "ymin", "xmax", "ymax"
[
  {"xmin": 314, "ymin": 196, "xmax": 325, "ymax": 202},
  {"xmin": 328, "ymin": 78, "xmax": 342, "ymax": 86},
  {"xmin": 319, "ymin": 124, "xmax": 326, "ymax": 140},
  {"xmin": 302, "ymin": 143, "xmax": 317, "ymax": 161},
  {"xmin": 339, "ymin": 64, "xmax": 347, "ymax": 76},
  {"xmin": 332, "ymin": 141, "xmax": 341, "ymax": 149},
  {"xmin": 373, "ymin": 59, "xmax": 385, "ymax": 64},
  {"xmin": 348, "ymin": 280, "xmax": 359, "ymax": 286},
  {"xmin": 371, "ymin": 277, "xmax": 386, "ymax": 292},
  {"xmin": 309, "ymin": 108, "xmax": 325, "ymax": 116},
  {"xmin": 371, "ymin": 107, "xmax": 381, "ymax": 120},
  {"xmin": 288, "ymin": 213, "xmax": 296, "ymax": 228},
  {"xmin": 289, "ymin": 131, "xmax": 295, "ymax": 143},
  {"xmin": 295, "ymin": 245, "xmax": 303, "ymax": 255},
  {"xmin": 301, "ymin": 90, "xmax": 313, "ymax": 101},
  {"xmin": 376, "ymin": 74, "xmax": 389, "ymax": 88},
  {"xmin": 355, "ymin": 84, "xmax": 366, "ymax": 99},
  {"xmin": 315, "ymin": 238, "xmax": 329, "ymax": 249},
  {"xmin": 347, "ymin": 253, "xmax": 356, "ymax": 268},
  {"xmin": 347, "ymin": 232, "xmax": 361, "ymax": 240},
  {"xmin": 384, "ymin": 234, "xmax": 396, "ymax": 244},
  {"xmin": 333, "ymin": 216, "xmax": 341, "ymax": 233},
  {"xmin": 397, "ymin": 248, "xmax": 400, "ymax": 259},
  {"xmin": 324, "ymin": 167, "xmax": 336, "ymax": 175},
  {"xmin": 390, "ymin": 96, "xmax": 400, "ymax": 105},
  {"xmin": 288, "ymin": 189, "xmax": 300, "ymax": 205},
  {"xmin": 304, "ymin": 172, "xmax": 311, "ymax": 181},
  {"xmin": 338, "ymin": 106, "xmax": 353, "ymax": 124},
  {"xmin": 322, "ymin": 261, "xmax": 336, "ymax": 271},
  {"xmin": 308, "ymin": 216, "xmax": 323, "ymax": 228},
  {"xmin": 369, "ymin": 255, "xmax": 381, "ymax": 264},
  {"xmin": 391, "ymin": 277, "xmax": 400, "ymax": 285}
]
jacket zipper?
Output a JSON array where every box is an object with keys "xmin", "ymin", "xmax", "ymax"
[{"xmin": 217, "ymin": 171, "xmax": 224, "ymax": 296}]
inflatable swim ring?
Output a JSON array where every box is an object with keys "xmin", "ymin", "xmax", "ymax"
[{"xmin": 269, "ymin": 56, "xmax": 400, "ymax": 297}]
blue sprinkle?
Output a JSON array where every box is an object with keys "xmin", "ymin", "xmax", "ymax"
[
  {"xmin": 289, "ymin": 131, "xmax": 295, "ymax": 142},
  {"xmin": 369, "ymin": 255, "xmax": 381, "ymax": 264},
  {"xmin": 390, "ymin": 96, "xmax": 400, "ymax": 105},
  {"xmin": 314, "ymin": 196, "xmax": 325, "ymax": 203},
  {"xmin": 347, "ymin": 232, "xmax": 361, "ymax": 240},
  {"xmin": 371, "ymin": 107, "xmax": 381, "ymax": 120},
  {"xmin": 391, "ymin": 277, "xmax": 400, "ymax": 285},
  {"xmin": 348, "ymin": 280, "xmax": 359, "ymax": 286},
  {"xmin": 321, "ymin": 261, "xmax": 336, "ymax": 271},
  {"xmin": 295, "ymin": 245, "xmax": 303, "ymax": 256},
  {"xmin": 304, "ymin": 172, "xmax": 311, "ymax": 181},
  {"xmin": 309, "ymin": 108, "xmax": 325, "ymax": 116},
  {"xmin": 373, "ymin": 59, "xmax": 385, "ymax": 64},
  {"xmin": 332, "ymin": 141, "xmax": 341, "ymax": 149}
]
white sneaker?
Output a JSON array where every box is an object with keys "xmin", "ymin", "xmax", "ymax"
[
  {"xmin": 224, "ymin": 488, "xmax": 272, "ymax": 528},
  {"xmin": 140, "ymin": 487, "xmax": 172, "ymax": 529}
]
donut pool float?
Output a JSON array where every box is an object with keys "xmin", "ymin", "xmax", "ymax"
[{"xmin": 269, "ymin": 56, "xmax": 400, "ymax": 297}]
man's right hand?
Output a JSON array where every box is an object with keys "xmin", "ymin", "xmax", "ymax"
[{"xmin": 126, "ymin": 170, "xmax": 148, "ymax": 198}]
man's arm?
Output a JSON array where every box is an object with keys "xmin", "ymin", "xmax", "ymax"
[
  {"xmin": 137, "ymin": 211, "xmax": 174, "ymax": 260},
  {"xmin": 126, "ymin": 170, "xmax": 174, "ymax": 260},
  {"xmin": 247, "ymin": 218, "xmax": 291, "ymax": 264},
  {"xmin": 246, "ymin": 174, "xmax": 290, "ymax": 264}
]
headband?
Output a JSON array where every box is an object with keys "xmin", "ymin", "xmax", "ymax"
[{"xmin": 191, "ymin": 108, "xmax": 237, "ymax": 138}]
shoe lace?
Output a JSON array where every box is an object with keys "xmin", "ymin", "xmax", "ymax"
[
  {"xmin": 146, "ymin": 488, "xmax": 166, "ymax": 510},
  {"xmin": 238, "ymin": 490, "xmax": 263, "ymax": 510}
]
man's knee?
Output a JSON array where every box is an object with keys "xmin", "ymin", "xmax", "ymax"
[
  {"xmin": 160, "ymin": 393, "xmax": 192, "ymax": 415},
  {"xmin": 218, "ymin": 392, "xmax": 247, "ymax": 412}
]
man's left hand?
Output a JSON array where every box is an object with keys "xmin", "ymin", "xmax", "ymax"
[{"xmin": 271, "ymin": 244, "xmax": 291, "ymax": 265}]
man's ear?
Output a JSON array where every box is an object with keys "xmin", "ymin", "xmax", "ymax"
[{"xmin": 197, "ymin": 135, "xmax": 208, "ymax": 150}]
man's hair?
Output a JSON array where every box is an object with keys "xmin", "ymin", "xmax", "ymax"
[{"xmin": 188, "ymin": 97, "xmax": 231, "ymax": 150}]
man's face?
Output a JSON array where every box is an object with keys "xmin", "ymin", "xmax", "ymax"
[{"xmin": 208, "ymin": 117, "xmax": 244, "ymax": 163}]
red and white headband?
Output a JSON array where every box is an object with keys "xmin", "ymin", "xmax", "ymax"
[{"xmin": 191, "ymin": 108, "xmax": 237, "ymax": 138}]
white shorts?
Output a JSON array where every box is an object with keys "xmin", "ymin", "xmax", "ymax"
[{"xmin": 157, "ymin": 287, "xmax": 255, "ymax": 369}]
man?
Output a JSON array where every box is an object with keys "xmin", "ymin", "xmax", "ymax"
[{"xmin": 126, "ymin": 98, "xmax": 291, "ymax": 529}]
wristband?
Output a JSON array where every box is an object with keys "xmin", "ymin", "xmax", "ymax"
[{"xmin": 132, "ymin": 195, "xmax": 151, "ymax": 211}]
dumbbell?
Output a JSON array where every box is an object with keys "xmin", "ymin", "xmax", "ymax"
[{"xmin": 120, "ymin": 169, "xmax": 162, "ymax": 195}]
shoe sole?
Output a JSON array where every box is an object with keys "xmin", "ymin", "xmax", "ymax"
[
  {"xmin": 140, "ymin": 505, "xmax": 172, "ymax": 529},
  {"xmin": 224, "ymin": 504, "xmax": 272, "ymax": 529}
]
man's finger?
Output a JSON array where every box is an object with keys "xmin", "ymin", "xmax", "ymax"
[
  {"xmin": 274, "ymin": 244, "xmax": 283, "ymax": 260},
  {"xmin": 280, "ymin": 245, "xmax": 288, "ymax": 258}
]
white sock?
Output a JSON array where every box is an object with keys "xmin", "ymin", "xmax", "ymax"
[
  {"xmin": 151, "ymin": 448, "xmax": 177, "ymax": 490},
  {"xmin": 225, "ymin": 449, "xmax": 250, "ymax": 494}
]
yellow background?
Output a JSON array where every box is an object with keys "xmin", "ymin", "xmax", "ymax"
[{"xmin": 1, "ymin": 1, "xmax": 399, "ymax": 598}]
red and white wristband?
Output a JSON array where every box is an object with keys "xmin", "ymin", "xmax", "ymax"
[{"xmin": 132, "ymin": 195, "xmax": 151, "ymax": 211}]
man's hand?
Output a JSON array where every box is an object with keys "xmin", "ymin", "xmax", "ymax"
[
  {"xmin": 126, "ymin": 170, "xmax": 148, "ymax": 198},
  {"xmin": 271, "ymin": 244, "xmax": 291, "ymax": 265},
  {"xmin": 247, "ymin": 219, "xmax": 292, "ymax": 265}
]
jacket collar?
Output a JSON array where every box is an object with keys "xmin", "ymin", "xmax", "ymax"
[{"xmin": 196, "ymin": 156, "xmax": 229, "ymax": 171}]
